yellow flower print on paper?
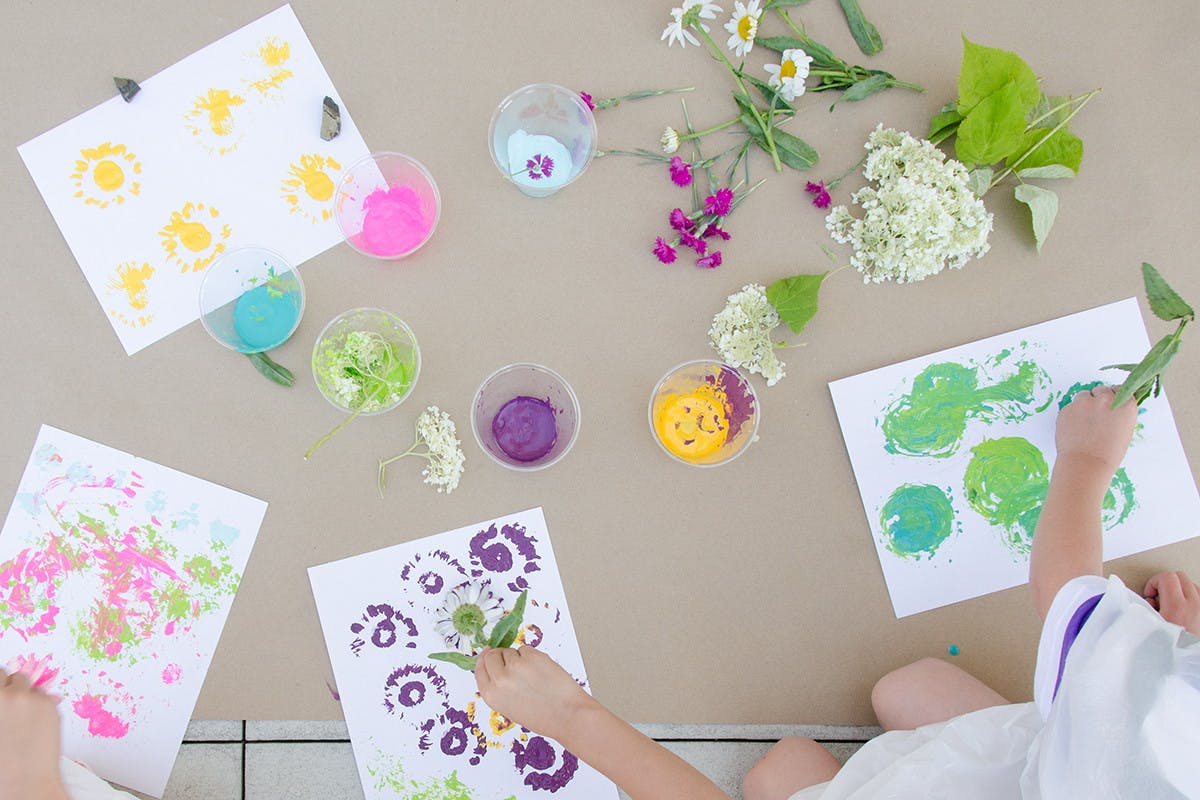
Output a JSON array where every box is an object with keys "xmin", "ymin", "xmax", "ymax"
[
  {"xmin": 106, "ymin": 261, "xmax": 155, "ymax": 328},
  {"xmin": 159, "ymin": 202, "xmax": 232, "ymax": 273},
  {"xmin": 280, "ymin": 154, "xmax": 341, "ymax": 223},
  {"xmin": 247, "ymin": 37, "xmax": 294, "ymax": 98},
  {"xmin": 184, "ymin": 89, "xmax": 246, "ymax": 155},
  {"xmin": 69, "ymin": 142, "xmax": 142, "ymax": 208}
]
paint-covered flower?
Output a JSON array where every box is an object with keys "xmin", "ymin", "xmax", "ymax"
[
  {"xmin": 703, "ymin": 188, "xmax": 734, "ymax": 216},
  {"xmin": 669, "ymin": 156, "xmax": 693, "ymax": 186},
  {"xmin": 709, "ymin": 283, "xmax": 785, "ymax": 384},
  {"xmin": 653, "ymin": 237, "xmax": 678, "ymax": 264},
  {"xmin": 661, "ymin": 126, "xmax": 681, "ymax": 154},
  {"xmin": 806, "ymin": 180, "xmax": 832, "ymax": 209},
  {"xmin": 433, "ymin": 581, "xmax": 505, "ymax": 654},
  {"xmin": 764, "ymin": 48, "xmax": 813, "ymax": 102},
  {"xmin": 579, "ymin": 91, "xmax": 596, "ymax": 111},
  {"xmin": 724, "ymin": 0, "xmax": 762, "ymax": 58},
  {"xmin": 669, "ymin": 208, "xmax": 695, "ymax": 231},
  {"xmin": 696, "ymin": 251, "xmax": 723, "ymax": 269},
  {"xmin": 524, "ymin": 154, "xmax": 555, "ymax": 181}
]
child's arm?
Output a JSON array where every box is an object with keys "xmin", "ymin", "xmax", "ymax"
[
  {"xmin": 0, "ymin": 670, "xmax": 70, "ymax": 800},
  {"xmin": 475, "ymin": 646, "xmax": 731, "ymax": 800},
  {"xmin": 1029, "ymin": 386, "xmax": 1138, "ymax": 619}
]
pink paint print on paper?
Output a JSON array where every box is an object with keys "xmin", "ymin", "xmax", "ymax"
[{"xmin": 0, "ymin": 425, "xmax": 266, "ymax": 797}]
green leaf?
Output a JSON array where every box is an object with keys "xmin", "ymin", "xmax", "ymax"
[
  {"xmin": 1013, "ymin": 184, "xmax": 1058, "ymax": 253},
  {"xmin": 967, "ymin": 167, "xmax": 992, "ymax": 197},
  {"xmin": 756, "ymin": 36, "xmax": 840, "ymax": 69},
  {"xmin": 429, "ymin": 652, "xmax": 478, "ymax": 671},
  {"xmin": 954, "ymin": 81, "xmax": 1028, "ymax": 167},
  {"xmin": 1028, "ymin": 94, "xmax": 1073, "ymax": 127},
  {"xmin": 246, "ymin": 352, "xmax": 295, "ymax": 387},
  {"xmin": 957, "ymin": 36, "xmax": 1040, "ymax": 114},
  {"xmin": 1016, "ymin": 165, "xmax": 1075, "ymax": 180},
  {"xmin": 764, "ymin": 0, "xmax": 812, "ymax": 8},
  {"xmin": 1099, "ymin": 363, "xmax": 1139, "ymax": 373},
  {"xmin": 1005, "ymin": 127, "xmax": 1083, "ymax": 172},
  {"xmin": 487, "ymin": 590, "xmax": 528, "ymax": 649},
  {"xmin": 830, "ymin": 73, "xmax": 891, "ymax": 109},
  {"xmin": 1110, "ymin": 333, "xmax": 1180, "ymax": 408},
  {"xmin": 741, "ymin": 74, "xmax": 794, "ymax": 112},
  {"xmin": 766, "ymin": 273, "xmax": 828, "ymax": 334},
  {"xmin": 928, "ymin": 107, "xmax": 964, "ymax": 142},
  {"xmin": 742, "ymin": 114, "xmax": 819, "ymax": 170},
  {"xmin": 1142, "ymin": 262, "xmax": 1195, "ymax": 322},
  {"xmin": 837, "ymin": 0, "xmax": 883, "ymax": 55}
]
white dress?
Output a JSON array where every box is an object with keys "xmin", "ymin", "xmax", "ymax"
[
  {"xmin": 789, "ymin": 574, "xmax": 1200, "ymax": 799},
  {"xmin": 61, "ymin": 758, "xmax": 138, "ymax": 800}
]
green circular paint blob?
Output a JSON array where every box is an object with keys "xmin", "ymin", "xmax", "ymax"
[
  {"xmin": 880, "ymin": 483, "xmax": 956, "ymax": 559},
  {"xmin": 1058, "ymin": 380, "xmax": 1104, "ymax": 410},
  {"xmin": 963, "ymin": 437, "xmax": 1050, "ymax": 554},
  {"xmin": 1102, "ymin": 467, "xmax": 1138, "ymax": 528}
]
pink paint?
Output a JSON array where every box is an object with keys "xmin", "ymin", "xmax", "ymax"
[
  {"xmin": 73, "ymin": 694, "xmax": 130, "ymax": 738},
  {"xmin": 355, "ymin": 185, "xmax": 433, "ymax": 257},
  {"xmin": 161, "ymin": 663, "xmax": 183, "ymax": 684}
]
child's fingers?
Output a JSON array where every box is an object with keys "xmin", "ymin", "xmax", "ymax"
[
  {"xmin": 1177, "ymin": 572, "xmax": 1199, "ymax": 602},
  {"xmin": 1154, "ymin": 572, "xmax": 1187, "ymax": 612}
]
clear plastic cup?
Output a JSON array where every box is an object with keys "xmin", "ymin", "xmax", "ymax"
[
  {"xmin": 198, "ymin": 246, "xmax": 304, "ymax": 353},
  {"xmin": 471, "ymin": 363, "xmax": 580, "ymax": 471},
  {"xmin": 488, "ymin": 84, "xmax": 597, "ymax": 198},
  {"xmin": 648, "ymin": 360, "xmax": 760, "ymax": 467},
  {"xmin": 311, "ymin": 308, "xmax": 420, "ymax": 415},
  {"xmin": 334, "ymin": 152, "xmax": 440, "ymax": 260}
]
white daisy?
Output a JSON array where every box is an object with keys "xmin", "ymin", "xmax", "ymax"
[
  {"xmin": 723, "ymin": 0, "xmax": 762, "ymax": 58},
  {"xmin": 661, "ymin": 8, "xmax": 699, "ymax": 47},
  {"xmin": 661, "ymin": 126, "xmax": 681, "ymax": 154},
  {"xmin": 433, "ymin": 582, "xmax": 505, "ymax": 654},
  {"xmin": 764, "ymin": 48, "xmax": 814, "ymax": 102},
  {"xmin": 662, "ymin": 1, "xmax": 722, "ymax": 48}
]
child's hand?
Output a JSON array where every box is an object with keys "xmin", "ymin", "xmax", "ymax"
[
  {"xmin": 0, "ymin": 670, "xmax": 68, "ymax": 800},
  {"xmin": 1144, "ymin": 571, "xmax": 1200, "ymax": 637},
  {"xmin": 475, "ymin": 646, "xmax": 598, "ymax": 742},
  {"xmin": 1055, "ymin": 385, "xmax": 1138, "ymax": 477}
]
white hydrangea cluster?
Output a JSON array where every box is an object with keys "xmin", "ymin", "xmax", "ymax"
[
  {"xmin": 708, "ymin": 283, "xmax": 785, "ymax": 386},
  {"xmin": 414, "ymin": 406, "xmax": 465, "ymax": 493},
  {"xmin": 825, "ymin": 125, "xmax": 993, "ymax": 284}
]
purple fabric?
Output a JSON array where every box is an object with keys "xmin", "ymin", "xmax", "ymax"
[{"xmin": 1053, "ymin": 593, "xmax": 1104, "ymax": 701}]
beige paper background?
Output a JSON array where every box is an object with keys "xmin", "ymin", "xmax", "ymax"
[{"xmin": 2, "ymin": 1, "xmax": 1197, "ymax": 725}]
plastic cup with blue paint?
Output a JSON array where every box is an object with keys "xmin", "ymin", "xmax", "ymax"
[
  {"xmin": 199, "ymin": 246, "xmax": 305, "ymax": 353},
  {"xmin": 488, "ymin": 84, "xmax": 597, "ymax": 198}
]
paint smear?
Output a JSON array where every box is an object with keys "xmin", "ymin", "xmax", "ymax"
[
  {"xmin": 73, "ymin": 693, "xmax": 130, "ymax": 738},
  {"xmin": 963, "ymin": 436, "xmax": 1049, "ymax": 554},
  {"xmin": 354, "ymin": 185, "xmax": 434, "ymax": 257},
  {"xmin": 880, "ymin": 483, "xmax": 957, "ymax": 559},
  {"xmin": 367, "ymin": 745, "xmax": 516, "ymax": 799},
  {"xmin": 1103, "ymin": 468, "xmax": 1138, "ymax": 527},
  {"xmin": 881, "ymin": 358, "xmax": 1053, "ymax": 459}
]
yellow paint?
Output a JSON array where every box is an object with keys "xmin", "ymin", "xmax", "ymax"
[
  {"xmin": 280, "ymin": 154, "xmax": 341, "ymax": 223},
  {"xmin": 249, "ymin": 69, "xmax": 294, "ymax": 95},
  {"xmin": 653, "ymin": 383, "xmax": 730, "ymax": 461},
  {"xmin": 159, "ymin": 202, "xmax": 232, "ymax": 272},
  {"xmin": 107, "ymin": 261, "xmax": 154, "ymax": 310},
  {"xmin": 490, "ymin": 711, "xmax": 515, "ymax": 736},
  {"xmin": 68, "ymin": 142, "xmax": 142, "ymax": 208},
  {"xmin": 184, "ymin": 90, "xmax": 246, "ymax": 154},
  {"xmin": 258, "ymin": 37, "xmax": 291, "ymax": 65}
]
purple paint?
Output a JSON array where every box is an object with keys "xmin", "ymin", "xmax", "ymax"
[
  {"xmin": 492, "ymin": 396, "xmax": 558, "ymax": 462},
  {"xmin": 708, "ymin": 367, "xmax": 756, "ymax": 441}
]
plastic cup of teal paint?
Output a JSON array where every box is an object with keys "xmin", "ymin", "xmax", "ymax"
[
  {"xmin": 648, "ymin": 360, "xmax": 760, "ymax": 467},
  {"xmin": 334, "ymin": 152, "xmax": 440, "ymax": 260},
  {"xmin": 471, "ymin": 363, "xmax": 580, "ymax": 471},
  {"xmin": 198, "ymin": 246, "xmax": 305, "ymax": 353},
  {"xmin": 489, "ymin": 84, "xmax": 597, "ymax": 198}
]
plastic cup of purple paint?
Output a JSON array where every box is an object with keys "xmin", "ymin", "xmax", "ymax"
[
  {"xmin": 334, "ymin": 151, "xmax": 440, "ymax": 260},
  {"xmin": 471, "ymin": 363, "xmax": 580, "ymax": 471},
  {"xmin": 648, "ymin": 360, "xmax": 760, "ymax": 467}
]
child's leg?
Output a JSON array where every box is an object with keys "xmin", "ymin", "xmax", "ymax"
[
  {"xmin": 871, "ymin": 657, "xmax": 1008, "ymax": 731},
  {"xmin": 742, "ymin": 737, "xmax": 840, "ymax": 800}
]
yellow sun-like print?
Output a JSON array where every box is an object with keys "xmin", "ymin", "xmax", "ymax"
[
  {"xmin": 159, "ymin": 202, "xmax": 232, "ymax": 273},
  {"xmin": 246, "ymin": 37, "xmax": 294, "ymax": 98},
  {"xmin": 69, "ymin": 142, "xmax": 142, "ymax": 208},
  {"xmin": 466, "ymin": 697, "xmax": 528, "ymax": 753},
  {"xmin": 183, "ymin": 88, "xmax": 246, "ymax": 155},
  {"xmin": 280, "ymin": 154, "xmax": 341, "ymax": 223},
  {"xmin": 105, "ymin": 261, "xmax": 155, "ymax": 328}
]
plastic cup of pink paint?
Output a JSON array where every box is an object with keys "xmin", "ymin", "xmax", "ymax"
[
  {"xmin": 471, "ymin": 363, "xmax": 580, "ymax": 471},
  {"xmin": 334, "ymin": 152, "xmax": 440, "ymax": 260}
]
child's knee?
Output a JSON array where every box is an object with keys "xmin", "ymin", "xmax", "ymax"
[
  {"xmin": 743, "ymin": 737, "xmax": 833, "ymax": 800},
  {"xmin": 871, "ymin": 658, "xmax": 944, "ymax": 718}
]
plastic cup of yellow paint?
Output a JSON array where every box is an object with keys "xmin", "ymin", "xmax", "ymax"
[
  {"xmin": 198, "ymin": 246, "xmax": 305, "ymax": 353},
  {"xmin": 488, "ymin": 84, "xmax": 597, "ymax": 198},
  {"xmin": 334, "ymin": 152, "xmax": 440, "ymax": 260},
  {"xmin": 648, "ymin": 360, "xmax": 759, "ymax": 467}
]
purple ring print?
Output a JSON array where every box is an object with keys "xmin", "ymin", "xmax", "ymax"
[
  {"xmin": 399, "ymin": 549, "xmax": 470, "ymax": 611},
  {"xmin": 350, "ymin": 603, "xmax": 418, "ymax": 655},
  {"xmin": 513, "ymin": 735, "xmax": 580, "ymax": 793},
  {"xmin": 467, "ymin": 522, "xmax": 542, "ymax": 592}
]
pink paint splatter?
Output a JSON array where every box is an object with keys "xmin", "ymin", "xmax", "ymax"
[
  {"xmin": 73, "ymin": 694, "xmax": 130, "ymax": 738},
  {"xmin": 161, "ymin": 664, "xmax": 183, "ymax": 684},
  {"xmin": 355, "ymin": 185, "xmax": 433, "ymax": 257},
  {"xmin": 8, "ymin": 653, "xmax": 60, "ymax": 688}
]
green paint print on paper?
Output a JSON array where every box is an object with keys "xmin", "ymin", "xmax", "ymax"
[
  {"xmin": 880, "ymin": 484, "xmax": 958, "ymax": 559},
  {"xmin": 881, "ymin": 357, "xmax": 1053, "ymax": 459},
  {"xmin": 1058, "ymin": 380, "xmax": 1104, "ymax": 410},
  {"xmin": 1103, "ymin": 468, "xmax": 1137, "ymax": 527},
  {"xmin": 368, "ymin": 748, "xmax": 516, "ymax": 800},
  {"xmin": 963, "ymin": 437, "xmax": 1049, "ymax": 554}
]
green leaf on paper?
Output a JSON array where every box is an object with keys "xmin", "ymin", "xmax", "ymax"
[
  {"xmin": 1016, "ymin": 165, "xmax": 1075, "ymax": 180},
  {"xmin": 429, "ymin": 652, "xmax": 478, "ymax": 671},
  {"xmin": 1014, "ymin": 184, "xmax": 1058, "ymax": 252},
  {"xmin": 967, "ymin": 167, "xmax": 992, "ymax": 197},
  {"xmin": 1142, "ymin": 262, "xmax": 1195, "ymax": 322},
  {"xmin": 954, "ymin": 81, "xmax": 1028, "ymax": 167},
  {"xmin": 487, "ymin": 590, "xmax": 528, "ymax": 649},
  {"xmin": 1108, "ymin": 333, "xmax": 1180, "ymax": 408},
  {"xmin": 837, "ymin": 0, "xmax": 883, "ymax": 55},
  {"xmin": 928, "ymin": 106, "xmax": 964, "ymax": 143},
  {"xmin": 1005, "ymin": 127, "xmax": 1083, "ymax": 172},
  {"xmin": 957, "ymin": 36, "xmax": 1041, "ymax": 114},
  {"xmin": 830, "ymin": 73, "xmax": 891, "ymax": 109},
  {"xmin": 766, "ymin": 272, "xmax": 829, "ymax": 334}
]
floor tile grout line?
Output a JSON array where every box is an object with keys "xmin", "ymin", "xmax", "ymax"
[{"xmin": 241, "ymin": 721, "xmax": 247, "ymax": 800}]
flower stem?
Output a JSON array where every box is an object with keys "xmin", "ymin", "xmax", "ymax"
[
  {"xmin": 305, "ymin": 405, "xmax": 366, "ymax": 461},
  {"xmin": 377, "ymin": 431, "xmax": 432, "ymax": 497},
  {"xmin": 987, "ymin": 89, "xmax": 1100, "ymax": 191},
  {"xmin": 688, "ymin": 117, "xmax": 742, "ymax": 138},
  {"xmin": 596, "ymin": 86, "xmax": 694, "ymax": 109},
  {"xmin": 693, "ymin": 25, "xmax": 783, "ymax": 172}
]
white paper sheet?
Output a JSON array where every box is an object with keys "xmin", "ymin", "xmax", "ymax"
[
  {"xmin": 309, "ymin": 508, "xmax": 618, "ymax": 800},
  {"xmin": 18, "ymin": 5, "xmax": 370, "ymax": 354},
  {"xmin": 829, "ymin": 298, "xmax": 1200, "ymax": 617},
  {"xmin": 0, "ymin": 425, "xmax": 266, "ymax": 796}
]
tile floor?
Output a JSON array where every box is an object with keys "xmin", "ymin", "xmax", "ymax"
[{"xmin": 124, "ymin": 721, "xmax": 879, "ymax": 799}]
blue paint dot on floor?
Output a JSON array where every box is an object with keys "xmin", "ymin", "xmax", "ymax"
[{"xmin": 947, "ymin": 644, "xmax": 961, "ymax": 656}]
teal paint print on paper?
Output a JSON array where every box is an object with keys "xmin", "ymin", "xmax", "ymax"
[{"xmin": 880, "ymin": 484, "xmax": 957, "ymax": 559}]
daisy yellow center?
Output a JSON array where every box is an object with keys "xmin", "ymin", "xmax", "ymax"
[
  {"xmin": 737, "ymin": 16, "xmax": 754, "ymax": 40},
  {"xmin": 452, "ymin": 603, "xmax": 486, "ymax": 636},
  {"xmin": 780, "ymin": 59, "xmax": 797, "ymax": 79},
  {"xmin": 92, "ymin": 160, "xmax": 125, "ymax": 192}
]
